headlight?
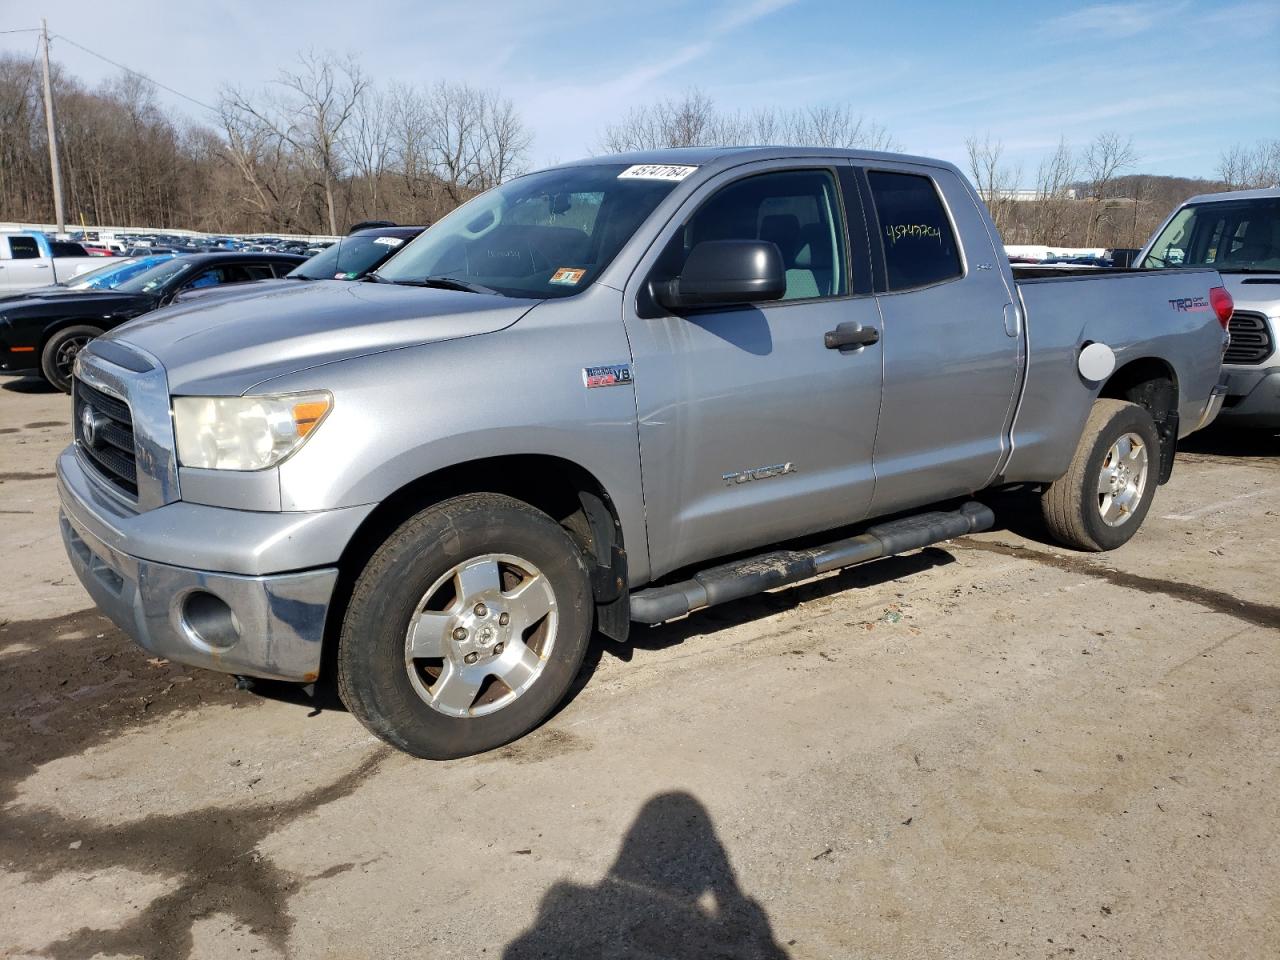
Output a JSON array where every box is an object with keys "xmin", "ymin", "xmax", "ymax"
[{"xmin": 173, "ymin": 391, "xmax": 332, "ymax": 470}]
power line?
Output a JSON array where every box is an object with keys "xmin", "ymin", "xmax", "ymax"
[
  {"xmin": 0, "ymin": 27, "xmax": 42, "ymax": 35},
  {"xmin": 49, "ymin": 31, "xmax": 221, "ymax": 115}
]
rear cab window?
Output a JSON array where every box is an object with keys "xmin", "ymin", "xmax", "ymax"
[
  {"xmin": 7, "ymin": 235, "xmax": 42, "ymax": 260},
  {"xmin": 866, "ymin": 171, "xmax": 963, "ymax": 291}
]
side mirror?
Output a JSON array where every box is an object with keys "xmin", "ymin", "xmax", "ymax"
[{"xmin": 655, "ymin": 239, "xmax": 786, "ymax": 310}]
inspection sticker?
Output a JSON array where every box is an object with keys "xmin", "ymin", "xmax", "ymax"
[
  {"xmin": 373, "ymin": 236, "xmax": 404, "ymax": 247},
  {"xmin": 550, "ymin": 267, "xmax": 587, "ymax": 285},
  {"xmin": 617, "ymin": 164, "xmax": 698, "ymax": 182}
]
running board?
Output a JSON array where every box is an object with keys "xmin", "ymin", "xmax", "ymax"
[{"xmin": 629, "ymin": 501, "xmax": 994, "ymax": 625}]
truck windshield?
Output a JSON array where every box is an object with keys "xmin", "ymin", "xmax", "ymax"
[
  {"xmin": 1141, "ymin": 196, "xmax": 1280, "ymax": 272},
  {"xmin": 376, "ymin": 164, "xmax": 684, "ymax": 298},
  {"xmin": 290, "ymin": 234, "xmax": 408, "ymax": 280}
]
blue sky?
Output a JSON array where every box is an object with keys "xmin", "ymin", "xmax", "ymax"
[{"xmin": 5, "ymin": 0, "xmax": 1278, "ymax": 181}]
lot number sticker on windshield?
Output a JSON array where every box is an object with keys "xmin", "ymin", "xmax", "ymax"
[
  {"xmin": 373, "ymin": 236, "xmax": 404, "ymax": 246},
  {"xmin": 550, "ymin": 267, "xmax": 586, "ymax": 285},
  {"xmin": 618, "ymin": 164, "xmax": 697, "ymax": 182}
]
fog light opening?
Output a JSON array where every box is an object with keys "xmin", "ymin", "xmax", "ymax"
[{"xmin": 182, "ymin": 591, "xmax": 241, "ymax": 651}]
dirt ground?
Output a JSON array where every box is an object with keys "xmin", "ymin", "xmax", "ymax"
[{"xmin": 1, "ymin": 371, "xmax": 1277, "ymax": 960}]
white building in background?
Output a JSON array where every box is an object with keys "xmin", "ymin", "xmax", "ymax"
[{"xmin": 979, "ymin": 187, "xmax": 1078, "ymax": 202}]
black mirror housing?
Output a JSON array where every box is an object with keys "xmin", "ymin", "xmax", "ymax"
[{"xmin": 656, "ymin": 239, "xmax": 786, "ymax": 309}]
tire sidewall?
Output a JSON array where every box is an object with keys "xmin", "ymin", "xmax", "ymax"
[
  {"xmin": 1079, "ymin": 405, "xmax": 1160, "ymax": 550},
  {"xmin": 339, "ymin": 495, "xmax": 593, "ymax": 759},
  {"xmin": 41, "ymin": 325, "xmax": 102, "ymax": 393}
]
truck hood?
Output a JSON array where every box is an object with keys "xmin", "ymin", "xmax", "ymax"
[
  {"xmin": 104, "ymin": 279, "xmax": 541, "ymax": 395},
  {"xmin": 1219, "ymin": 271, "xmax": 1280, "ymax": 317}
]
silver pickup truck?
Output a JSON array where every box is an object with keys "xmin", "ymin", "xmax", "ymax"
[
  {"xmin": 1137, "ymin": 187, "xmax": 1280, "ymax": 427},
  {"xmin": 58, "ymin": 147, "xmax": 1230, "ymax": 758},
  {"xmin": 0, "ymin": 231, "xmax": 102, "ymax": 293}
]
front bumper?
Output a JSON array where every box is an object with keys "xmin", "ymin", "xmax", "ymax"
[
  {"xmin": 1217, "ymin": 367, "xmax": 1280, "ymax": 428},
  {"xmin": 57, "ymin": 447, "xmax": 372, "ymax": 682},
  {"xmin": 0, "ymin": 345, "xmax": 38, "ymax": 372},
  {"xmin": 61, "ymin": 508, "xmax": 336, "ymax": 681}
]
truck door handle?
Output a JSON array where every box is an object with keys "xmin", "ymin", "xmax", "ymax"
[{"xmin": 824, "ymin": 323, "xmax": 879, "ymax": 350}]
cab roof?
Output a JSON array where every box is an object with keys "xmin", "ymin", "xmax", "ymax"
[{"xmin": 549, "ymin": 145, "xmax": 960, "ymax": 176}]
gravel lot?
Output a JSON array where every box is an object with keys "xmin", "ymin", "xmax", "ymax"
[{"xmin": 1, "ymin": 372, "xmax": 1277, "ymax": 960}]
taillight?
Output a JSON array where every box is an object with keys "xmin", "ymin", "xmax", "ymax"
[{"xmin": 1209, "ymin": 286, "xmax": 1233, "ymax": 329}]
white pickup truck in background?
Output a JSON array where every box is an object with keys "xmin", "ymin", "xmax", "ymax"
[{"xmin": 0, "ymin": 231, "xmax": 103, "ymax": 293}]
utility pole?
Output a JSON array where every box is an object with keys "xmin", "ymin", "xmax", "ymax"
[{"xmin": 40, "ymin": 19, "xmax": 66, "ymax": 234}]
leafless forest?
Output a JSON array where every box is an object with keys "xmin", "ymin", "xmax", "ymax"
[{"xmin": 1, "ymin": 50, "xmax": 1276, "ymax": 243}]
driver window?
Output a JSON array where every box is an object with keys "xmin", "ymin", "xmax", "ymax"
[
  {"xmin": 186, "ymin": 268, "xmax": 223, "ymax": 289},
  {"xmin": 663, "ymin": 169, "xmax": 847, "ymax": 302}
]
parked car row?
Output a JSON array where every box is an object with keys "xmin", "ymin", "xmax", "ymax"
[{"xmin": 0, "ymin": 225, "xmax": 427, "ymax": 392}]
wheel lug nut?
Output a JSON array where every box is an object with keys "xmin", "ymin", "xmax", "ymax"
[
  {"xmin": 498, "ymin": 612, "xmax": 510, "ymax": 626},
  {"xmin": 494, "ymin": 643, "xmax": 504, "ymax": 655},
  {"xmin": 474, "ymin": 603, "xmax": 488, "ymax": 617},
  {"xmin": 453, "ymin": 627, "xmax": 468, "ymax": 642},
  {"xmin": 464, "ymin": 652, "xmax": 479, "ymax": 664}
]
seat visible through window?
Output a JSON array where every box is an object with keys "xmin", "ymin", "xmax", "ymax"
[{"xmin": 671, "ymin": 169, "xmax": 847, "ymax": 302}]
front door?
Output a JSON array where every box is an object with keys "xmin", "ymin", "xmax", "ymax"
[{"xmin": 623, "ymin": 163, "xmax": 884, "ymax": 580}]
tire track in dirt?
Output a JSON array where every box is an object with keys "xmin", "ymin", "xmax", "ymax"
[{"xmin": 957, "ymin": 538, "xmax": 1280, "ymax": 629}]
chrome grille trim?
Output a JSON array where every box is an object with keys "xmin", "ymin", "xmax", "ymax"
[
  {"xmin": 1224, "ymin": 311, "xmax": 1274, "ymax": 366},
  {"xmin": 74, "ymin": 343, "xmax": 180, "ymax": 512}
]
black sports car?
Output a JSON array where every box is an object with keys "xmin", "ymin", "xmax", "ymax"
[
  {"xmin": 171, "ymin": 225, "xmax": 427, "ymax": 307},
  {"xmin": 0, "ymin": 252, "xmax": 304, "ymax": 392}
]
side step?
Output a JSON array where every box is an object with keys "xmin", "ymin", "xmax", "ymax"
[{"xmin": 629, "ymin": 501, "xmax": 994, "ymax": 625}]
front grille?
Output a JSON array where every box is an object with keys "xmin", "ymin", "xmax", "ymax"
[
  {"xmin": 74, "ymin": 378, "xmax": 138, "ymax": 496},
  {"xmin": 1224, "ymin": 311, "xmax": 1274, "ymax": 365}
]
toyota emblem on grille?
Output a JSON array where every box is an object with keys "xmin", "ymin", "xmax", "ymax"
[{"xmin": 80, "ymin": 404, "xmax": 99, "ymax": 448}]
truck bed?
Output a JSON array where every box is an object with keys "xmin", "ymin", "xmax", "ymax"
[{"xmin": 1004, "ymin": 267, "xmax": 1226, "ymax": 484}]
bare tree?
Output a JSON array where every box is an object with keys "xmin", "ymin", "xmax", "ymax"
[
  {"xmin": 1081, "ymin": 131, "xmax": 1138, "ymax": 246},
  {"xmin": 1218, "ymin": 140, "xmax": 1280, "ymax": 189},
  {"xmin": 599, "ymin": 88, "xmax": 899, "ymax": 153},
  {"xmin": 1030, "ymin": 136, "xmax": 1078, "ymax": 245},
  {"xmin": 965, "ymin": 132, "xmax": 1022, "ymax": 237},
  {"xmin": 599, "ymin": 89, "xmax": 718, "ymax": 152},
  {"xmin": 347, "ymin": 87, "xmax": 393, "ymax": 214},
  {"xmin": 222, "ymin": 50, "xmax": 369, "ymax": 235}
]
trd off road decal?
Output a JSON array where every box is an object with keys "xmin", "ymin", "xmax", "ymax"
[
  {"xmin": 1168, "ymin": 296, "xmax": 1210, "ymax": 312},
  {"xmin": 583, "ymin": 364, "xmax": 633, "ymax": 388}
]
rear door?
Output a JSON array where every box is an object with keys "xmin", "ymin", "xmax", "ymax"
[
  {"xmin": 857, "ymin": 164, "xmax": 1021, "ymax": 515},
  {"xmin": 623, "ymin": 160, "xmax": 884, "ymax": 579}
]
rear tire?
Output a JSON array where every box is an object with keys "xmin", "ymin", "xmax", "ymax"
[
  {"xmin": 41, "ymin": 325, "xmax": 102, "ymax": 394},
  {"xmin": 1041, "ymin": 399, "xmax": 1160, "ymax": 551},
  {"xmin": 337, "ymin": 493, "xmax": 593, "ymax": 759}
]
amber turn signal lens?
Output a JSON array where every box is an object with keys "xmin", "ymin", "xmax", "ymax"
[{"xmin": 292, "ymin": 400, "xmax": 331, "ymax": 437}]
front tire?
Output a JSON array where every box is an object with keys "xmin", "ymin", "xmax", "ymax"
[
  {"xmin": 337, "ymin": 493, "xmax": 593, "ymax": 759},
  {"xmin": 1041, "ymin": 399, "xmax": 1161, "ymax": 551},
  {"xmin": 41, "ymin": 325, "xmax": 103, "ymax": 394}
]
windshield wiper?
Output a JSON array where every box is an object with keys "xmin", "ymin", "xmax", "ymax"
[
  {"xmin": 1217, "ymin": 267, "xmax": 1280, "ymax": 274},
  {"xmin": 394, "ymin": 276, "xmax": 500, "ymax": 296}
]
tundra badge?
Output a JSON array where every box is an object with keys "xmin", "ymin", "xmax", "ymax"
[{"xmin": 722, "ymin": 462, "xmax": 796, "ymax": 486}]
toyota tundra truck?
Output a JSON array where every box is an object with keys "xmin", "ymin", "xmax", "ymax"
[
  {"xmin": 57, "ymin": 147, "xmax": 1230, "ymax": 759},
  {"xmin": 1137, "ymin": 187, "xmax": 1280, "ymax": 427}
]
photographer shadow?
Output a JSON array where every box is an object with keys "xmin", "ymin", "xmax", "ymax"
[{"xmin": 504, "ymin": 791, "xmax": 789, "ymax": 959}]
